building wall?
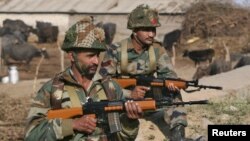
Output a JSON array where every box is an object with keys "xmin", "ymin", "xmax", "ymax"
[{"xmin": 0, "ymin": 14, "xmax": 184, "ymax": 43}]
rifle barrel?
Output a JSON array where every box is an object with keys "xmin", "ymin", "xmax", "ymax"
[
  {"xmin": 173, "ymin": 100, "xmax": 209, "ymax": 105},
  {"xmin": 197, "ymin": 85, "xmax": 223, "ymax": 90},
  {"xmin": 156, "ymin": 99, "xmax": 209, "ymax": 107}
]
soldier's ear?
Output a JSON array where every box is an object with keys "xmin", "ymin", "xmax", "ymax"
[{"xmin": 67, "ymin": 52, "xmax": 75, "ymax": 62}]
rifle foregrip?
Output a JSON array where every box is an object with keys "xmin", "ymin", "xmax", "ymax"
[
  {"xmin": 104, "ymin": 106, "xmax": 123, "ymax": 111},
  {"xmin": 165, "ymin": 80, "xmax": 187, "ymax": 89},
  {"xmin": 114, "ymin": 78, "xmax": 188, "ymax": 90},
  {"xmin": 105, "ymin": 100, "xmax": 157, "ymax": 111},
  {"xmin": 135, "ymin": 99, "xmax": 157, "ymax": 110}
]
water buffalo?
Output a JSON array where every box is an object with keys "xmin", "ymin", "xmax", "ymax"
[
  {"xmin": 234, "ymin": 55, "xmax": 250, "ymax": 69},
  {"xmin": 183, "ymin": 48, "xmax": 215, "ymax": 67},
  {"xmin": 192, "ymin": 64, "xmax": 211, "ymax": 80},
  {"xmin": 103, "ymin": 23, "xmax": 116, "ymax": 45},
  {"xmin": 192, "ymin": 58, "xmax": 232, "ymax": 80},
  {"xmin": 1, "ymin": 43, "xmax": 49, "ymax": 67},
  {"xmin": 1, "ymin": 34, "xmax": 25, "ymax": 48},
  {"xmin": 35, "ymin": 21, "xmax": 59, "ymax": 43},
  {"xmin": 96, "ymin": 22, "xmax": 116, "ymax": 45},
  {"xmin": 163, "ymin": 29, "xmax": 181, "ymax": 51},
  {"xmin": 3, "ymin": 19, "xmax": 35, "ymax": 41}
]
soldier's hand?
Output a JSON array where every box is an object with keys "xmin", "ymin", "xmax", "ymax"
[
  {"xmin": 167, "ymin": 82, "xmax": 179, "ymax": 92},
  {"xmin": 131, "ymin": 86, "xmax": 150, "ymax": 99},
  {"xmin": 125, "ymin": 100, "xmax": 143, "ymax": 119},
  {"xmin": 72, "ymin": 115, "xmax": 97, "ymax": 134}
]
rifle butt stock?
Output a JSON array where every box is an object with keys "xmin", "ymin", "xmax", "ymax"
[
  {"xmin": 113, "ymin": 78, "xmax": 137, "ymax": 88},
  {"xmin": 47, "ymin": 107, "xmax": 96, "ymax": 119}
]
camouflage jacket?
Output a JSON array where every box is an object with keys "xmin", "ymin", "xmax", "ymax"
[
  {"xmin": 24, "ymin": 67, "xmax": 139, "ymax": 141},
  {"xmin": 100, "ymin": 36, "xmax": 177, "ymax": 78},
  {"xmin": 99, "ymin": 37, "xmax": 177, "ymax": 97}
]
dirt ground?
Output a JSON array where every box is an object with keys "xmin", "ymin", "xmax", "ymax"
[
  {"xmin": 0, "ymin": 40, "xmax": 250, "ymax": 141},
  {"xmin": 1, "ymin": 2, "xmax": 249, "ymax": 140}
]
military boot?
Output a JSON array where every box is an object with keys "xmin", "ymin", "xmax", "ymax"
[{"xmin": 170, "ymin": 125, "xmax": 185, "ymax": 141}]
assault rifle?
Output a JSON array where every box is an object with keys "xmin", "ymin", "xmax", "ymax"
[
  {"xmin": 113, "ymin": 76, "xmax": 223, "ymax": 93},
  {"xmin": 47, "ymin": 98, "xmax": 208, "ymax": 133}
]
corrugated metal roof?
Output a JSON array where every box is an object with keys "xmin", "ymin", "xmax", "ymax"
[
  {"xmin": 110, "ymin": 0, "xmax": 197, "ymax": 14},
  {"xmin": 0, "ymin": 0, "xmax": 198, "ymax": 14}
]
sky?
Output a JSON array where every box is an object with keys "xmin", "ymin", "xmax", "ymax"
[{"xmin": 233, "ymin": 0, "xmax": 250, "ymax": 6}]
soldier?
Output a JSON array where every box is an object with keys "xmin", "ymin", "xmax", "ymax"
[
  {"xmin": 24, "ymin": 16, "xmax": 142, "ymax": 141},
  {"xmin": 100, "ymin": 4, "xmax": 187, "ymax": 141}
]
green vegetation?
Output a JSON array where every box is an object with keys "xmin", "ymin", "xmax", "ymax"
[{"xmin": 186, "ymin": 93, "xmax": 250, "ymax": 139}]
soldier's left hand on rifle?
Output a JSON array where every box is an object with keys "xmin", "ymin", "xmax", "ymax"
[
  {"xmin": 167, "ymin": 82, "xmax": 180, "ymax": 92},
  {"xmin": 125, "ymin": 100, "xmax": 143, "ymax": 119}
]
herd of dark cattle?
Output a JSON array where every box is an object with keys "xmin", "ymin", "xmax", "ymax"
[
  {"xmin": 0, "ymin": 19, "xmax": 117, "ymax": 69},
  {"xmin": 0, "ymin": 19, "xmax": 55, "ymax": 68},
  {"xmin": 162, "ymin": 29, "xmax": 250, "ymax": 79},
  {"xmin": 0, "ymin": 19, "xmax": 249, "ymax": 79}
]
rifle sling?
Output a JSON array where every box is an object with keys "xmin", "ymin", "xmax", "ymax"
[
  {"xmin": 120, "ymin": 39, "xmax": 156, "ymax": 75},
  {"xmin": 51, "ymin": 76, "xmax": 122, "ymax": 134},
  {"xmin": 65, "ymin": 85, "xmax": 81, "ymax": 107},
  {"xmin": 93, "ymin": 51, "xmax": 105, "ymax": 80},
  {"xmin": 148, "ymin": 45, "xmax": 156, "ymax": 73},
  {"xmin": 101, "ymin": 80, "xmax": 122, "ymax": 133},
  {"xmin": 51, "ymin": 75, "xmax": 64, "ymax": 109},
  {"xmin": 121, "ymin": 39, "xmax": 128, "ymax": 74}
]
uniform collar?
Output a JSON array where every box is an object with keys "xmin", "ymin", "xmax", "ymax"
[
  {"xmin": 126, "ymin": 36, "xmax": 135, "ymax": 51},
  {"xmin": 58, "ymin": 67, "xmax": 103, "ymax": 88},
  {"xmin": 126, "ymin": 35, "xmax": 152, "ymax": 52},
  {"xmin": 57, "ymin": 67, "xmax": 81, "ymax": 87}
]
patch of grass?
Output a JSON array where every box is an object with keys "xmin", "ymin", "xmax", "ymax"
[
  {"xmin": 204, "ymin": 94, "xmax": 250, "ymax": 124},
  {"xmin": 186, "ymin": 93, "xmax": 250, "ymax": 139}
]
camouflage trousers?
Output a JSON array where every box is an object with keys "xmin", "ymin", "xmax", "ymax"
[
  {"xmin": 144, "ymin": 89, "xmax": 188, "ymax": 139},
  {"xmin": 144, "ymin": 106, "xmax": 187, "ymax": 137}
]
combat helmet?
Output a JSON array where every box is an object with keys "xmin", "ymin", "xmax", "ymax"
[
  {"xmin": 127, "ymin": 4, "xmax": 161, "ymax": 29},
  {"xmin": 61, "ymin": 16, "xmax": 106, "ymax": 51}
]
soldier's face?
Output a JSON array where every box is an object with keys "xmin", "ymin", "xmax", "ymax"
[
  {"xmin": 72, "ymin": 50, "xmax": 100, "ymax": 76},
  {"xmin": 134, "ymin": 27, "xmax": 156, "ymax": 45}
]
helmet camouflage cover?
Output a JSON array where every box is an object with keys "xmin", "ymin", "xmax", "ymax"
[
  {"xmin": 61, "ymin": 16, "xmax": 106, "ymax": 51},
  {"xmin": 127, "ymin": 4, "xmax": 161, "ymax": 29}
]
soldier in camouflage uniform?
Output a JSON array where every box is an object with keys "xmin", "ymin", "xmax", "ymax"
[
  {"xmin": 100, "ymin": 4, "xmax": 187, "ymax": 141},
  {"xmin": 24, "ymin": 16, "xmax": 142, "ymax": 141}
]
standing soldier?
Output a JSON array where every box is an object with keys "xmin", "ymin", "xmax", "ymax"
[
  {"xmin": 100, "ymin": 4, "xmax": 187, "ymax": 141},
  {"xmin": 24, "ymin": 16, "xmax": 142, "ymax": 141}
]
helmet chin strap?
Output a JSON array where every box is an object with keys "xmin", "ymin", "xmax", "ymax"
[
  {"xmin": 72, "ymin": 52, "xmax": 87, "ymax": 76},
  {"xmin": 133, "ymin": 32, "xmax": 146, "ymax": 48}
]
